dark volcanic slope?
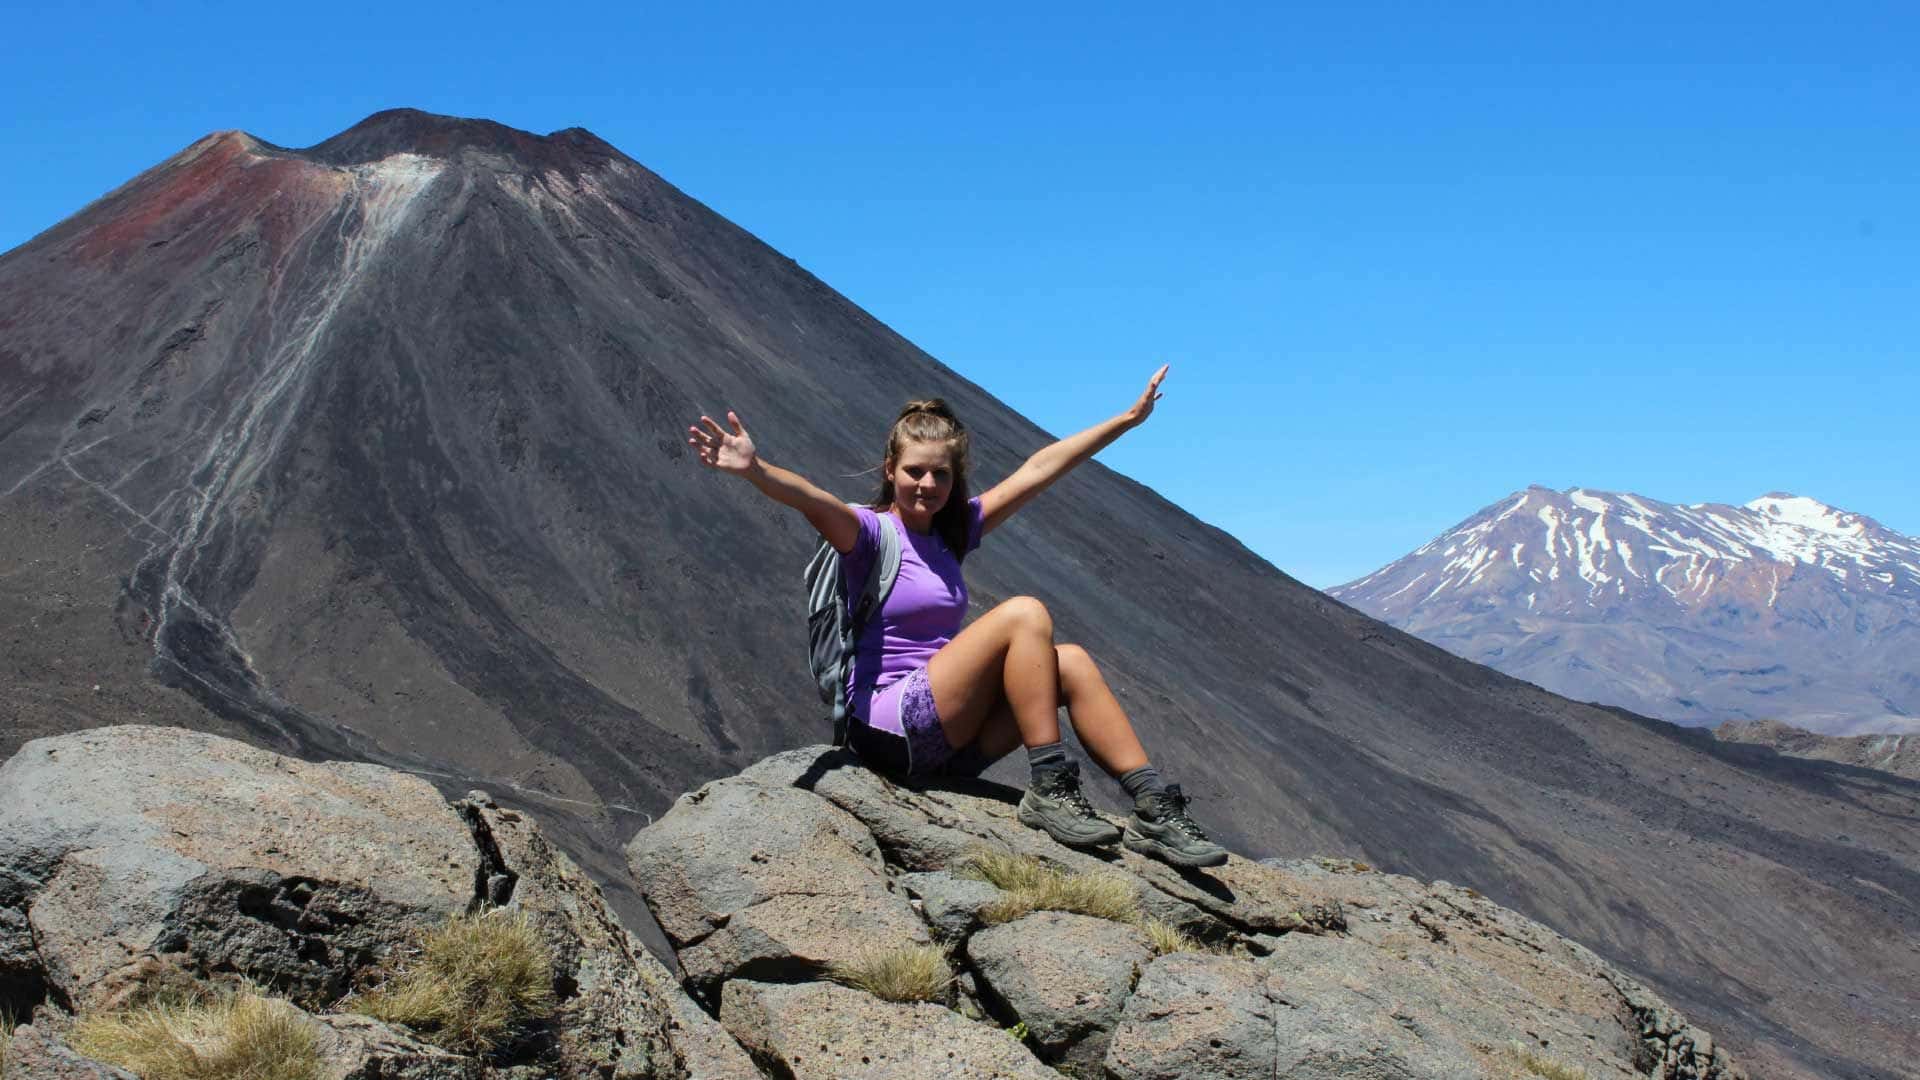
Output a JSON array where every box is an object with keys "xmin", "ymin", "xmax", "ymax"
[{"xmin": 1, "ymin": 110, "xmax": 1915, "ymax": 1079}]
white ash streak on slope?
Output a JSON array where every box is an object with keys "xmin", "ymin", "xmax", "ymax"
[{"xmin": 148, "ymin": 153, "xmax": 447, "ymax": 683}]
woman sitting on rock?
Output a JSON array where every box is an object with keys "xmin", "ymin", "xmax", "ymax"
[{"xmin": 686, "ymin": 366, "xmax": 1226, "ymax": 868}]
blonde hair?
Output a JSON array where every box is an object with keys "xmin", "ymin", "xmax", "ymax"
[{"xmin": 872, "ymin": 399, "xmax": 973, "ymax": 556}]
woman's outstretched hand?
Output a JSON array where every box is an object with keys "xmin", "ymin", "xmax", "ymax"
[
  {"xmin": 1124, "ymin": 364, "xmax": 1170, "ymax": 426},
  {"xmin": 688, "ymin": 411, "xmax": 758, "ymax": 475}
]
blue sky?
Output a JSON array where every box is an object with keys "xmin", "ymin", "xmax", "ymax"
[{"xmin": 4, "ymin": 1, "xmax": 1914, "ymax": 587}]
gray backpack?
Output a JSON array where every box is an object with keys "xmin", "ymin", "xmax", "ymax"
[{"xmin": 805, "ymin": 512, "xmax": 901, "ymax": 745}]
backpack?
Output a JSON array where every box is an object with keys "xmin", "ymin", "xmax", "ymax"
[{"xmin": 804, "ymin": 510, "xmax": 901, "ymax": 745}]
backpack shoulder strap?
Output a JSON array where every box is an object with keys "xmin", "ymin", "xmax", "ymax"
[
  {"xmin": 854, "ymin": 512, "xmax": 903, "ymax": 629},
  {"xmin": 832, "ymin": 508, "xmax": 903, "ymax": 747}
]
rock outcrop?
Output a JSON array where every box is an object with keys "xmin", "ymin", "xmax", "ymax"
[
  {"xmin": 0, "ymin": 725, "xmax": 474, "ymax": 1011},
  {"xmin": 628, "ymin": 746, "xmax": 1749, "ymax": 1080},
  {"xmin": 0, "ymin": 726, "xmax": 753, "ymax": 1079},
  {"xmin": 2, "ymin": 728, "xmax": 1750, "ymax": 1079}
]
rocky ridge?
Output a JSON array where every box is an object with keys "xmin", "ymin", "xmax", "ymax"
[
  {"xmin": 1, "ymin": 726, "xmax": 1743, "ymax": 1079},
  {"xmin": 1714, "ymin": 719, "xmax": 1920, "ymax": 782}
]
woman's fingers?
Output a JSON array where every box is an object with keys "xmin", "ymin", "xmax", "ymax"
[
  {"xmin": 687, "ymin": 410, "xmax": 751, "ymax": 469},
  {"xmin": 1145, "ymin": 364, "xmax": 1168, "ymax": 404}
]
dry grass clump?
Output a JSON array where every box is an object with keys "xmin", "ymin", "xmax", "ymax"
[
  {"xmin": 1499, "ymin": 1043, "xmax": 1591, "ymax": 1080},
  {"xmin": 2, "ymin": 1010, "xmax": 15, "ymax": 1079},
  {"xmin": 352, "ymin": 910, "xmax": 555, "ymax": 1054},
  {"xmin": 962, "ymin": 849, "xmax": 1140, "ymax": 926},
  {"xmin": 828, "ymin": 943, "xmax": 952, "ymax": 1003},
  {"xmin": 962, "ymin": 849, "xmax": 1059, "ymax": 894},
  {"xmin": 1140, "ymin": 918, "xmax": 1227, "ymax": 957},
  {"xmin": 67, "ymin": 992, "xmax": 320, "ymax": 1080}
]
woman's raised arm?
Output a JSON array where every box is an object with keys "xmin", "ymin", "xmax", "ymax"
[
  {"xmin": 688, "ymin": 411, "xmax": 862, "ymax": 553},
  {"xmin": 978, "ymin": 365, "xmax": 1167, "ymax": 536}
]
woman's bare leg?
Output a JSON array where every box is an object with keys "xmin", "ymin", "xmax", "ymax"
[
  {"xmin": 968, "ymin": 698, "xmax": 1025, "ymax": 763},
  {"xmin": 927, "ymin": 595, "xmax": 1151, "ymax": 775},
  {"xmin": 1055, "ymin": 644, "xmax": 1149, "ymax": 775},
  {"xmin": 926, "ymin": 596, "xmax": 1062, "ymax": 751}
]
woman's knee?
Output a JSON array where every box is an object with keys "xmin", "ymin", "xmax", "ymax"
[
  {"xmin": 1055, "ymin": 643, "xmax": 1096, "ymax": 685},
  {"xmin": 998, "ymin": 595, "xmax": 1053, "ymax": 637}
]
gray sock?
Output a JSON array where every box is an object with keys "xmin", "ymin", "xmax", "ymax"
[
  {"xmin": 1026, "ymin": 741, "xmax": 1069, "ymax": 780},
  {"xmin": 1120, "ymin": 766, "xmax": 1165, "ymax": 802}
]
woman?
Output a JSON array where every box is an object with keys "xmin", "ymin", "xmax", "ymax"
[{"xmin": 686, "ymin": 366, "xmax": 1226, "ymax": 867}]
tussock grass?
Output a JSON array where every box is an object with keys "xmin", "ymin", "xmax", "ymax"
[
  {"xmin": 352, "ymin": 910, "xmax": 555, "ymax": 1055},
  {"xmin": 827, "ymin": 943, "xmax": 951, "ymax": 1003},
  {"xmin": 962, "ymin": 849, "xmax": 1060, "ymax": 895},
  {"xmin": 2, "ymin": 1009, "xmax": 15, "ymax": 1079},
  {"xmin": 1501, "ymin": 1043, "xmax": 1590, "ymax": 1080},
  {"xmin": 962, "ymin": 849, "xmax": 1140, "ymax": 926},
  {"xmin": 1140, "ymin": 918, "xmax": 1224, "ymax": 956},
  {"xmin": 68, "ymin": 992, "xmax": 321, "ymax": 1080}
]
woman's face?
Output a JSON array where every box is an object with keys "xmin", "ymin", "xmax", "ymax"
[{"xmin": 889, "ymin": 439, "xmax": 956, "ymax": 526}]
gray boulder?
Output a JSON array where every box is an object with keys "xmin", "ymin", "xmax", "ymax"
[
  {"xmin": 737, "ymin": 749, "xmax": 1231, "ymax": 937},
  {"xmin": 0, "ymin": 725, "xmax": 472, "ymax": 1009},
  {"xmin": 896, "ymin": 871, "xmax": 1005, "ymax": 943},
  {"xmin": 0, "ymin": 727, "xmax": 762, "ymax": 1080},
  {"xmin": 717, "ymin": 979, "xmax": 1053, "ymax": 1079},
  {"xmin": 1274, "ymin": 861, "xmax": 1747, "ymax": 1080},
  {"xmin": 625, "ymin": 772, "xmax": 928, "ymax": 995},
  {"xmin": 1131, "ymin": 857, "xmax": 1757, "ymax": 1080},
  {"xmin": 966, "ymin": 910, "xmax": 1150, "ymax": 1071}
]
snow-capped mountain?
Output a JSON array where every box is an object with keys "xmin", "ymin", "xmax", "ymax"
[{"xmin": 1330, "ymin": 487, "xmax": 1920, "ymax": 734}]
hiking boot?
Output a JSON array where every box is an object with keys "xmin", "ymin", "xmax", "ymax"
[
  {"xmin": 1018, "ymin": 762, "xmax": 1121, "ymax": 848},
  {"xmin": 1124, "ymin": 784, "xmax": 1228, "ymax": 868}
]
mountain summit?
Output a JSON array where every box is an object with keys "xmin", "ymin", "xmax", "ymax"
[
  {"xmin": 2, "ymin": 113, "xmax": 1916, "ymax": 1078},
  {"xmin": 1331, "ymin": 486, "xmax": 1920, "ymax": 733}
]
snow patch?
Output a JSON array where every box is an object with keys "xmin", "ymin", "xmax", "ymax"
[
  {"xmin": 1569, "ymin": 489, "xmax": 1610, "ymax": 513},
  {"xmin": 1537, "ymin": 505, "xmax": 1562, "ymax": 559},
  {"xmin": 1746, "ymin": 494, "xmax": 1863, "ymax": 537}
]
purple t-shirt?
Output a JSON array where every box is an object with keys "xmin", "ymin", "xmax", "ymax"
[{"xmin": 841, "ymin": 498, "xmax": 986, "ymax": 699}]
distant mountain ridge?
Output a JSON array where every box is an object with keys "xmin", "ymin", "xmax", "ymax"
[{"xmin": 1331, "ymin": 486, "xmax": 1920, "ymax": 733}]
